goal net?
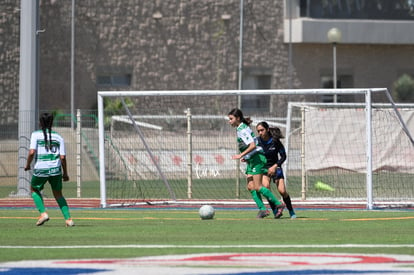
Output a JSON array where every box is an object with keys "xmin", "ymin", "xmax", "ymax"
[
  {"xmin": 286, "ymin": 102, "xmax": 414, "ymax": 208},
  {"xmin": 97, "ymin": 89, "xmax": 414, "ymax": 208}
]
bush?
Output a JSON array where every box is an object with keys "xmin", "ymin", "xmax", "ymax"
[{"xmin": 392, "ymin": 74, "xmax": 414, "ymax": 102}]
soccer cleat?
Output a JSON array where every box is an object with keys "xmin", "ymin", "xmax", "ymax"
[
  {"xmin": 36, "ymin": 213, "xmax": 49, "ymax": 226},
  {"xmin": 65, "ymin": 219, "xmax": 75, "ymax": 227},
  {"xmin": 289, "ymin": 210, "xmax": 297, "ymax": 219},
  {"xmin": 274, "ymin": 204, "xmax": 285, "ymax": 219},
  {"xmin": 256, "ymin": 210, "xmax": 270, "ymax": 219}
]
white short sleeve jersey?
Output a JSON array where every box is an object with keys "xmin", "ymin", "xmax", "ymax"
[
  {"xmin": 29, "ymin": 130, "xmax": 65, "ymax": 177},
  {"xmin": 236, "ymin": 122, "xmax": 263, "ymax": 159},
  {"xmin": 236, "ymin": 123, "xmax": 255, "ymax": 153}
]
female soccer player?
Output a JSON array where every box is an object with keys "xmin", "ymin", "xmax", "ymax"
[
  {"xmin": 256, "ymin": 121, "xmax": 296, "ymax": 219},
  {"xmin": 24, "ymin": 113, "xmax": 74, "ymax": 227},
  {"xmin": 228, "ymin": 108, "xmax": 284, "ymax": 219}
]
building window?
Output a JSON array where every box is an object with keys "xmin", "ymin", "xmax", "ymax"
[
  {"xmin": 97, "ymin": 74, "xmax": 132, "ymax": 87},
  {"xmin": 241, "ymin": 70, "xmax": 271, "ymax": 113},
  {"xmin": 300, "ymin": 0, "xmax": 414, "ymax": 20}
]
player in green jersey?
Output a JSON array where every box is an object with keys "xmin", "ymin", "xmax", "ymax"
[
  {"xmin": 25, "ymin": 113, "xmax": 74, "ymax": 227},
  {"xmin": 228, "ymin": 108, "xmax": 284, "ymax": 219}
]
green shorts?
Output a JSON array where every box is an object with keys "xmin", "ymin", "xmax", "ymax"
[
  {"xmin": 31, "ymin": 174, "xmax": 63, "ymax": 192},
  {"xmin": 245, "ymin": 153, "xmax": 268, "ymax": 175}
]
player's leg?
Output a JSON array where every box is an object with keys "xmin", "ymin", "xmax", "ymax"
[
  {"xmin": 249, "ymin": 155, "xmax": 284, "ymax": 218},
  {"xmin": 247, "ymin": 179, "xmax": 264, "ymax": 210},
  {"xmin": 257, "ymin": 183, "xmax": 284, "ymax": 219},
  {"xmin": 245, "ymin": 159, "xmax": 268, "ymax": 218},
  {"xmin": 30, "ymin": 176, "xmax": 49, "ymax": 226},
  {"xmin": 251, "ymin": 155, "xmax": 283, "ymax": 208},
  {"xmin": 262, "ymin": 174, "xmax": 271, "ymax": 189},
  {"xmin": 247, "ymin": 175, "xmax": 268, "ymax": 218},
  {"xmin": 50, "ymin": 175, "xmax": 74, "ymax": 226},
  {"xmin": 262, "ymin": 174, "xmax": 277, "ymax": 214},
  {"xmin": 275, "ymin": 168, "xmax": 296, "ymax": 218}
]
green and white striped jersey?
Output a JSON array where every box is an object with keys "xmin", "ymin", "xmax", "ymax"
[
  {"xmin": 236, "ymin": 122, "xmax": 263, "ymax": 159},
  {"xmin": 29, "ymin": 130, "xmax": 65, "ymax": 177},
  {"xmin": 236, "ymin": 122, "xmax": 255, "ymax": 153}
]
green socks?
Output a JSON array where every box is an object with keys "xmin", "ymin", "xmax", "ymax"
[
  {"xmin": 32, "ymin": 192, "xmax": 71, "ymax": 220},
  {"xmin": 56, "ymin": 197, "xmax": 71, "ymax": 220},
  {"xmin": 31, "ymin": 191, "xmax": 46, "ymax": 213},
  {"xmin": 251, "ymin": 187, "xmax": 283, "ymax": 211},
  {"xmin": 250, "ymin": 190, "xmax": 266, "ymax": 211},
  {"xmin": 259, "ymin": 186, "xmax": 282, "ymax": 205}
]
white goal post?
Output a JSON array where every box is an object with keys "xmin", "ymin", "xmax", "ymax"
[{"xmin": 97, "ymin": 88, "xmax": 414, "ymax": 209}]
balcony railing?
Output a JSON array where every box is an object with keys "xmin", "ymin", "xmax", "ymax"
[{"xmin": 300, "ymin": 0, "xmax": 414, "ymax": 20}]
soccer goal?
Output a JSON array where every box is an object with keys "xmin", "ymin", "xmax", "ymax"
[{"xmin": 97, "ymin": 89, "xmax": 414, "ymax": 209}]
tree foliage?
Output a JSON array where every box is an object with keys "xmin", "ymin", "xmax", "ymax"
[{"xmin": 392, "ymin": 74, "xmax": 414, "ymax": 103}]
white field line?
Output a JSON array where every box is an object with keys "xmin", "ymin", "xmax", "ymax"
[{"xmin": 1, "ymin": 244, "xmax": 414, "ymax": 249}]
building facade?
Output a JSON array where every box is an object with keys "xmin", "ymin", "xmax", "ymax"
[{"xmin": 1, "ymin": 0, "xmax": 414, "ymax": 126}]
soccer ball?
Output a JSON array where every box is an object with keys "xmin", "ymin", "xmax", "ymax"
[{"xmin": 199, "ymin": 205, "xmax": 215, "ymax": 220}]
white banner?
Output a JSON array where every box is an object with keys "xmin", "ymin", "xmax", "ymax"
[{"xmin": 304, "ymin": 108, "xmax": 414, "ymax": 173}]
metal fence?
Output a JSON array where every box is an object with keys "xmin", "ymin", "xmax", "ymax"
[{"xmin": 1, "ymin": 110, "xmax": 100, "ymax": 196}]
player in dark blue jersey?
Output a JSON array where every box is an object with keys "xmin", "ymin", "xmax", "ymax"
[{"xmin": 256, "ymin": 121, "xmax": 296, "ymax": 219}]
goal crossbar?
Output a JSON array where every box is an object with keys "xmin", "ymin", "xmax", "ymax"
[{"xmin": 97, "ymin": 88, "xmax": 387, "ymax": 98}]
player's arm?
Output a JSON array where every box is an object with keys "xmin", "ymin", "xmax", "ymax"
[
  {"xmin": 232, "ymin": 128, "xmax": 256, "ymax": 160},
  {"xmin": 232, "ymin": 141, "xmax": 256, "ymax": 160},
  {"xmin": 61, "ymin": 155, "xmax": 69, "ymax": 181},
  {"xmin": 240, "ymin": 141, "xmax": 256, "ymax": 158},
  {"xmin": 24, "ymin": 149, "xmax": 36, "ymax": 171},
  {"xmin": 276, "ymin": 140, "xmax": 287, "ymax": 166},
  {"xmin": 267, "ymin": 151, "xmax": 278, "ymax": 176},
  {"xmin": 25, "ymin": 132, "xmax": 37, "ymax": 171}
]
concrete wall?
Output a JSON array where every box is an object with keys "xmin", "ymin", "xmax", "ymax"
[
  {"xmin": 0, "ymin": 0, "xmax": 20, "ymax": 125},
  {"xmin": 37, "ymin": 0, "xmax": 296, "ymax": 115},
  {"xmin": 1, "ymin": 0, "xmax": 414, "ymax": 124}
]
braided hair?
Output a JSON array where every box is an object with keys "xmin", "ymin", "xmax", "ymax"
[
  {"xmin": 39, "ymin": 113, "xmax": 54, "ymax": 152},
  {"xmin": 228, "ymin": 108, "xmax": 252, "ymax": 125}
]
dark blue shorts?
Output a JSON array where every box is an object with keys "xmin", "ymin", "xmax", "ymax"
[{"xmin": 272, "ymin": 167, "xmax": 284, "ymax": 180}]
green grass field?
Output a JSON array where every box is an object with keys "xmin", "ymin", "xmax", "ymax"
[
  {"xmin": 2, "ymin": 171, "xmax": 414, "ymax": 201},
  {"xmin": 0, "ymin": 207, "xmax": 413, "ymax": 263}
]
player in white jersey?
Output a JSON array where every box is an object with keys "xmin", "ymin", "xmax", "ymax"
[{"xmin": 25, "ymin": 113, "xmax": 74, "ymax": 227}]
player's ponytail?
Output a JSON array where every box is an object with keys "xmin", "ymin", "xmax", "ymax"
[
  {"xmin": 48, "ymin": 126, "xmax": 52, "ymax": 150},
  {"xmin": 41, "ymin": 127, "xmax": 48, "ymax": 151},
  {"xmin": 39, "ymin": 113, "xmax": 54, "ymax": 151},
  {"xmin": 269, "ymin": 127, "xmax": 284, "ymax": 140}
]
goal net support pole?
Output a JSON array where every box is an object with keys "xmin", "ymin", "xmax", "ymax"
[
  {"xmin": 366, "ymin": 89, "xmax": 373, "ymax": 209},
  {"xmin": 97, "ymin": 94, "xmax": 106, "ymax": 208}
]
